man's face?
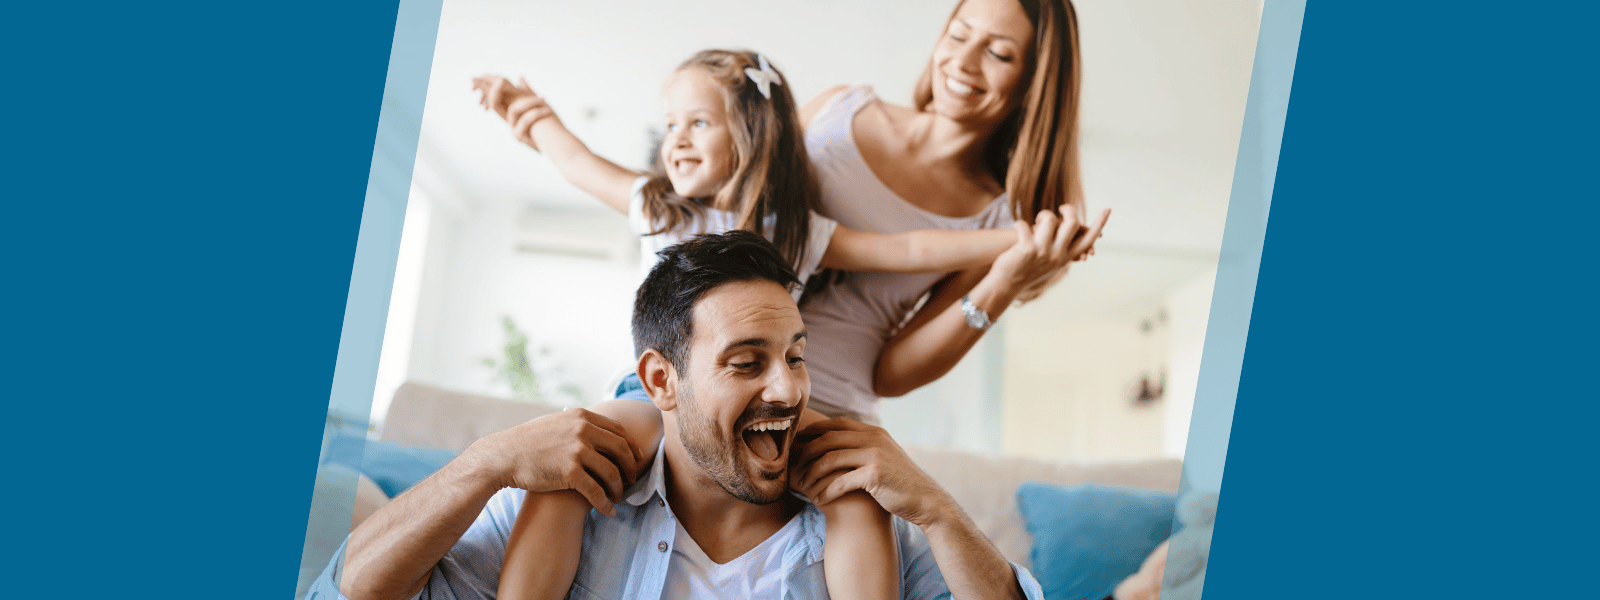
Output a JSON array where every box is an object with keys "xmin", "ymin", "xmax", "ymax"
[{"xmin": 673, "ymin": 278, "xmax": 808, "ymax": 505}]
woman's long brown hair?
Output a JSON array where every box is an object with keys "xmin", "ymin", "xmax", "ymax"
[
  {"xmin": 913, "ymin": 0, "xmax": 1085, "ymax": 223},
  {"xmin": 638, "ymin": 49, "xmax": 817, "ymax": 272}
]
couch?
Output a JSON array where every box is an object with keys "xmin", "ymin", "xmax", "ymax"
[{"xmin": 303, "ymin": 382, "xmax": 1184, "ymax": 597}]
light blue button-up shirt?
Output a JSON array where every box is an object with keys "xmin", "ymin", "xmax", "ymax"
[{"xmin": 308, "ymin": 445, "xmax": 1045, "ymax": 600}]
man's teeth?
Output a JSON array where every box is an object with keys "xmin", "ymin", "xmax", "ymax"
[
  {"xmin": 945, "ymin": 78, "xmax": 977, "ymax": 96},
  {"xmin": 745, "ymin": 420, "xmax": 792, "ymax": 432}
]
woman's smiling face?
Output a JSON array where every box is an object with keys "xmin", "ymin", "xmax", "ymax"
[{"xmin": 928, "ymin": 0, "xmax": 1035, "ymax": 129}]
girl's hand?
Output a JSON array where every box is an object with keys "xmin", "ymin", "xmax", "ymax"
[
  {"xmin": 471, "ymin": 75, "xmax": 539, "ymax": 119},
  {"xmin": 472, "ymin": 75, "xmax": 518, "ymax": 119},
  {"xmin": 472, "ymin": 75, "xmax": 557, "ymax": 152}
]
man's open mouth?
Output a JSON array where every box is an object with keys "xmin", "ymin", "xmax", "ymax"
[{"xmin": 740, "ymin": 418, "xmax": 794, "ymax": 462}]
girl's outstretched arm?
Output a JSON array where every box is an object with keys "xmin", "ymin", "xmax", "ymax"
[
  {"xmin": 497, "ymin": 399, "xmax": 664, "ymax": 600},
  {"xmin": 820, "ymin": 225, "xmax": 1016, "ymax": 274},
  {"xmin": 797, "ymin": 408, "xmax": 900, "ymax": 600},
  {"xmin": 473, "ymin": 75, "xmax": 638, "ymax": 214}
]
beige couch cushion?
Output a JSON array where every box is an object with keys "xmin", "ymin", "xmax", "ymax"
[
  {"xmin": 906, "ymin": 447, "xmax": 1182, "ymax": 567},
  {"xmin": 381, "ymin": 382, "xmax": 563, "ymax": 452}
]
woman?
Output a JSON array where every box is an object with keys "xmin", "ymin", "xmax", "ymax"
[
  {"xmin": 484, "ymin": 0, "xmax": 1102, "ymax": 421},
  {"xmin": 797, "ymin": 0, "xmax": 1107, "ymax": 420}
]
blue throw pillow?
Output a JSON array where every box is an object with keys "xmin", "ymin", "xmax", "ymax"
[
  {"xmin": 324, "ymin": 433, "xmax": 458, "ymax": 498},
  {"xmin": 1016, "ymin": 482, "xmax": 1178, "ymax": 600}
]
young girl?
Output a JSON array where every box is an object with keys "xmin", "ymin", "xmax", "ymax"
[{"xmin": 472, "ymin": 49, "xmax": 1075, "ymax": 600}]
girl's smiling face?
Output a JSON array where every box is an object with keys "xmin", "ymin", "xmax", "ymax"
[{"xmin": 660, "ymin": 67, "xmax": 736, "ymax": 200}]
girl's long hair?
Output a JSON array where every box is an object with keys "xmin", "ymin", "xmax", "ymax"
[
  {"xmin": 913, "ymin": 0, "xmax": 1085, "ymax": 223},
  {"xmin": 638, "ymin": 49, "xmax": 817, "ymax": 272}
]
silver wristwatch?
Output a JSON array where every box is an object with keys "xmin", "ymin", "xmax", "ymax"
[{"xmin": 961, "ymin": 295, "xmax": 994, "ymax": 331}]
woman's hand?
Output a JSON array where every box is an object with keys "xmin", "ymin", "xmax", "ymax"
[
  {"xmin": 471, "ymin": 75, "xmax": 556, "ymax": 151},
  {"xmin": 991, "ymin": 207, "xmax": 1111, "ymax": 303},
  {"xmin": 1013, "ymin": 207, "xmax": 1109, "ymax": 303}
]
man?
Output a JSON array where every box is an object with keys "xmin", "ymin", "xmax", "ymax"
[{"xmin": 310, "ymin": 231, "xmax": 1044, "ymax": 600}]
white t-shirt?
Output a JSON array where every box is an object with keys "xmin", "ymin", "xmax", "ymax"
[
  {"xmin": 663, "ymin": 516, "xmax": 803, "ymax": 599},
  {"xmin": 627, "ymin": 177, "xmax": 838, "ymax": 301}
]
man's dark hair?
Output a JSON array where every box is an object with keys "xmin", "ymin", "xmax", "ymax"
[{"xmin": 632, "ymin": 230, "xmax": 800, "ymax": 370}]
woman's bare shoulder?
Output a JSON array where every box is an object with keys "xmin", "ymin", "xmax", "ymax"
[
  {"xmin": 802, "ymin": 85, "xmax": 918, "ymax": 129},
  {"xmin": 800, "ymin": 85, "xmax": 853, "ymax": 130},
  {"xmin": 873, "ymin": 97, "xmax": 919, "ymax": 119}
]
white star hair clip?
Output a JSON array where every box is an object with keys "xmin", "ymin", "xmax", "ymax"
[{"xmin": 744, "ymin": 54, "xmax": 783, "ymax": 100}]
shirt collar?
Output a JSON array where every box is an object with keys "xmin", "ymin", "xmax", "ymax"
[
  {"xmin": 621, "ymin": 441, "xmax": 669, "ymax": 507},
  {"xmin": 617, "ymin": 442, "xmax": 827, "ymax": 565}
]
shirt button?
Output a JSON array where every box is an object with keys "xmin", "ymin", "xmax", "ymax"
[
  {"xmin": 658, "ymin": 497, "xmax": 665, "ymax": 507},
  {"xmin": 658, "ymin": 541, "xmax": 669, "ymax": 552}
]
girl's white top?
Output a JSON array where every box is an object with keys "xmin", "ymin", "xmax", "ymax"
[
  {"xmin": 798, "ymin": 85, "xmax": 1013, "ymax": 418},
  {"xmin": 627, "ymin": 176, "xmax": 837, "ymax": 302}
]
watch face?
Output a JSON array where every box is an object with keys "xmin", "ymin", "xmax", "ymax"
[{"xmin": 963, "ymin": 301, "xmax": 989, "ymax": 330}]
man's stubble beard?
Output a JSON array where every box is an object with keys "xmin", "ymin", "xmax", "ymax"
[{"xmin": 676, "ymin": 377, "xmax": 788, "ymax": 505}]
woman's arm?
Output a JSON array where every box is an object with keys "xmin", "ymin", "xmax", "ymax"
[
  {"xmin": 820, "ymin": 226, "xmax": 1016, "ymax": 273},
  {"xmin": 472, "ymin": 75, "xmax": 638, "ymax": 214},
  {"xmin": 871, "ymin": 209, "xmax": 1108, "ymax": 397},
  {"xmin": 872, "ymin": 266, "xmax": 995, "ymax": 398}
]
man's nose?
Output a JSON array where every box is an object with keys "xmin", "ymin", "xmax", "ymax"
[{"xmin": 761, "ymin": 364, "xmax": 805, "ymax": 408}]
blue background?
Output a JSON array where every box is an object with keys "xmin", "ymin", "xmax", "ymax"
[{"xmin": 8, "ymin": 1, "xmax": 1594, "ymax": 598}]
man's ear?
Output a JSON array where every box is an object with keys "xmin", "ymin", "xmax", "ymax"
[{"xmin": 638, "ymin": 349, "xmax": 678, "ymax": 411}]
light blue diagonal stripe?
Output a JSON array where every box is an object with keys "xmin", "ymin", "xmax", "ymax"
[
  {"xmin": 1165, "ymin": 1, "xmax": 1304, "ymax": 598},
  {"xmin": 295, "ymin": 0, "xmax": 443, "ymax": 597}
]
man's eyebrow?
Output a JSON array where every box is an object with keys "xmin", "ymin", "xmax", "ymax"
[
  {"xmin": 723, "ymin": 338, "xmax": 770, "ymax": 352},
  {"xmin": 722, "ymin": 331, "xmax": 808, "ymax": 353},
  {"xmin": 953, "ymin": 18, "xmax": 1019, "ymax": 43}
]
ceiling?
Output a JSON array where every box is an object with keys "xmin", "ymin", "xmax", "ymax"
[{"xmin": 413, "ymin": 0, "xmax": 1263, "ymax": 307}]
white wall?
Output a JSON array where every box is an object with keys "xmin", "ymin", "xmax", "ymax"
[
  {"xmin": 370, "ymin": 184, "xmax": 434, "ymax": 427},
  {"xmin": 878, "ymin": 332, "xmax": 1003, "ymax": 454},
  {"xmin": 998, "ymin": 260, "xmax": 1216, "ymax": 463},
  {"xmin": 1002, "ymin": 298, "xmax": 1169, "ymax": 462},
  {"xmin": 399, "ymin": 192, "xmax": 641, "ymax": 415},
  {"xmin": 1162, "ymin": 267, "xmax": 1217, "ymax": 457}
]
